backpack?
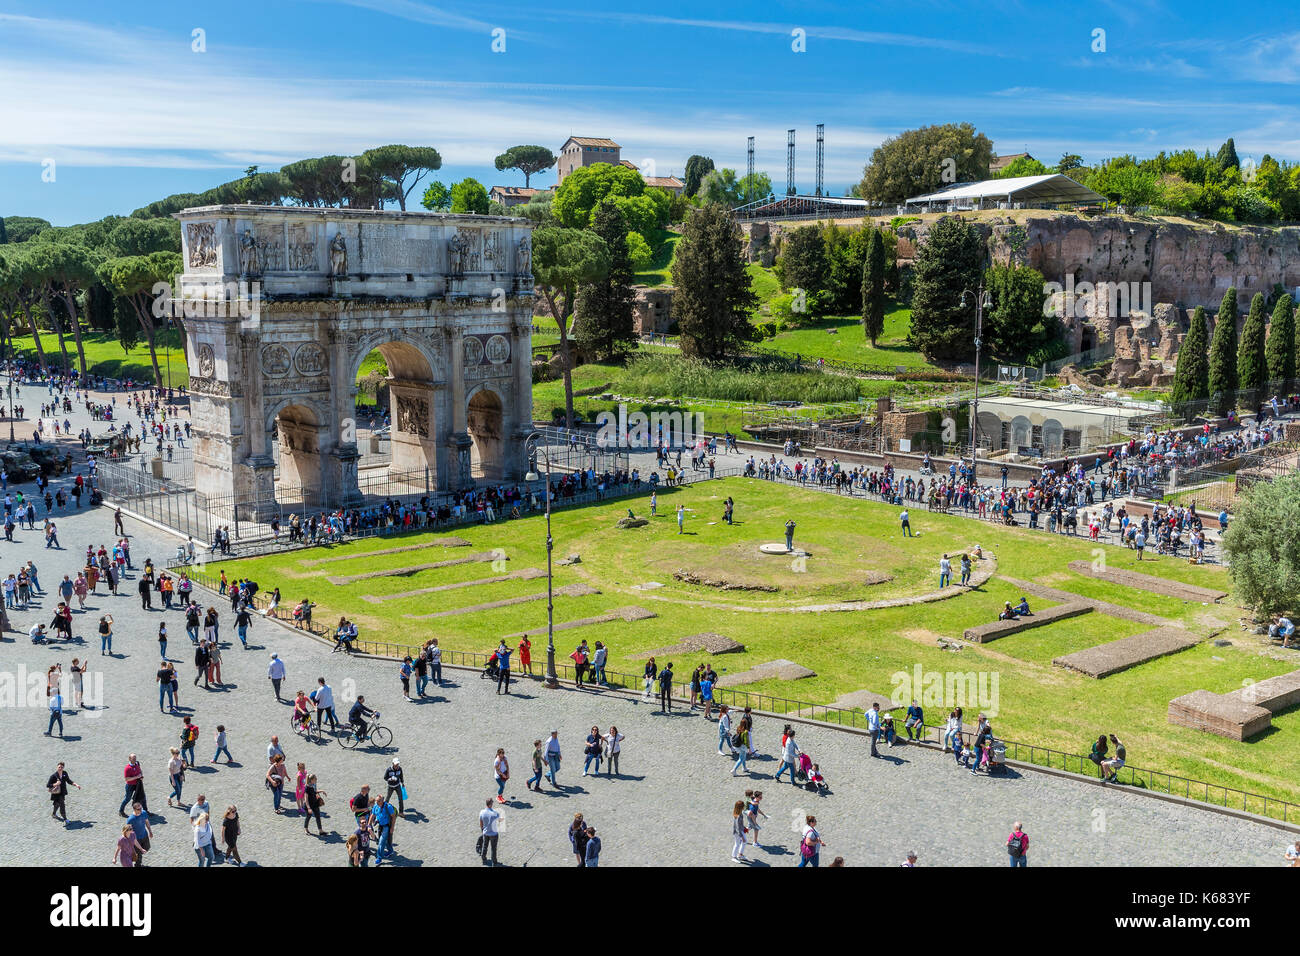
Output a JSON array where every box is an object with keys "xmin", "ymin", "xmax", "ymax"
[
  {"xmin": 1008, "ymin": 833, "xmax": 1024, "ymax": 856},
  {"xmin": 730, "ymin": 731, "xmax": 743, "ymax": 748},
  {"xmin": 183, "ymin": 725, "xmax": 197, "ymax": 745}
]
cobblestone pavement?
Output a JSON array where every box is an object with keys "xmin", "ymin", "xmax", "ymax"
[{"xmin": 0, "ymin": 500, "xmax": 1290, "ymax": 867}]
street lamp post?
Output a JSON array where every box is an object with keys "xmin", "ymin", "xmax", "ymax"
[
  {"xmin": 960, "ymin": 287, "xmax": 992, "ymax": 467},
  {"xmin": 525, "ymin": 433, "xmax": 560, "ymax": 689}
]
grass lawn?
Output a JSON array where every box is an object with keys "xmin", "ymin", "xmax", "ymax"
[
  {"xmin": 760, "ymin": 305, "xmax": 935, "ymax": 369},
  {"xmin": 209, "ymin": 476, "xmax": 1298, "ymax": 807},
  {"xmin": 11, "ymin": 331, "xmax": 189, "ymax": 383},
  {"xmin": 634, "ymin": 229, "xmax": 681, "ymax": 287}
]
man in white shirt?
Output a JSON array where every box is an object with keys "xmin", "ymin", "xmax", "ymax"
[
  {"xmin": 939, "ymin": 554, "xmax": 952, "ymax": 588},
  {"xmin": 267, "ymin": 653, "xmax": 286, "ymax": 700},
  {"xmin": 478, "ymin": 798, "xmax": 500, "ymax": 866},
  {"xmin": 544, "ymin": 730, "xmax": 562, "ymax": 787},
  {"xmin": 314, "ymin": 678, "xmax": 337, "ymax": 731},
  {"xmin": 1285, "ymin": 840, "xmax": 1300, "ymax": 865}
]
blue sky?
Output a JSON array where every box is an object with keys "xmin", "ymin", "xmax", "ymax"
[{"xmin": 2, "ymin": 0, "xmax": 1299, "ymax": 225}]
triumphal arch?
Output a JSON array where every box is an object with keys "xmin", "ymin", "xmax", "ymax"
[{"xmin": 173, "ymin": 205, "xmax": 534, "ymax": 512}]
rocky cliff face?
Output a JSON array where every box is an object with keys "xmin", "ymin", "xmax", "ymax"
[{"xmin": 897, "ymin": 213, "xmax": 1300, "ymax": 310}]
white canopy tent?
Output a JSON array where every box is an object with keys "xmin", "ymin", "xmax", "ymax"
[{"xmin": 905, "ymin": 174, "xmax": 1105, "ymax": 210}]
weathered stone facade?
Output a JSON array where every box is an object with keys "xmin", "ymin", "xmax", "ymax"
[
  {"xmin": 632, "ymin": 286, "xmax": 674, "ymax": 335},
  {"xmin": 174, "ymin": 205, "xmax": 534, "ymax": 513}
]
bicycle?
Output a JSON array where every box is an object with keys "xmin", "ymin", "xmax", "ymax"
[
  {"xmin": 290, "ymin": 710, "xmax": 321, "ymax": 742},
  {"xmin": 338, "ymin": 713, "xmax": 392, "ymax": 750}
]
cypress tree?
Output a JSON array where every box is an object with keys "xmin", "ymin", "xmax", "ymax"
[
  {"xmin": 1207, "ymin": 286, "xmax": 1238, "ymax": 413},
  {"xmin": 1169, "ymin": 305, "xmax": 1210, "ymax": 414},
  {"xmin": 671, "ymin": 202, "xmax": 758, "ymax": 360},
  {"xmin": 1265, "ymin": 294, "xmax": 1296, "ymax": 390},
  {"xmin": 860, "ymin": 227, "xmax": 887, "ymax": 347},
  {"xmin": 1237, "ymin": 291, "xmax": 1269, "ymax": 402}
]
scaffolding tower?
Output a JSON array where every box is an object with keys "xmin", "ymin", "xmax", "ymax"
[
  {"xmin": 815, "ymin": 124, "xmax": 825, "ymax": 197},
  {"xmin": 786, "ymin": 129, "xmax": 796, "ymax": 196},
  {"xmin": 746, "ymin": 136, "xmax": 755, "ymax": 201}
]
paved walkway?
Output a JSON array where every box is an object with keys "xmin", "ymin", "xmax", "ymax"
[{"xmin": 0, "ymin": 501, "xmax": 1289, "ymax": 867}]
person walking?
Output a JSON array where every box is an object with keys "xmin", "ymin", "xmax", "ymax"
[
  {"xmin": 479, "ymin": 798, "xmax": 500, "ymax": 866},
  {"xmin": 295, "ymin": 762, "xmax": 308, "ymax": 813},
  {"xmin": 179, "ymin": 716, "xmax": 198, "ymax": 767},
  {"xmin": 371, "ymin": 795, "xmax": 397, "ymax": 864},
  {"xmin": 221, "ymin": 806, "xmax": 242, "ymax": 866},
  {"xmin": 1006, "ymin": 822, "xmax": 1029, "ymax": 867},
  {"xmin": 745, "ymin": 791, "xmax": 767, "ymax": 847},
  {"xmin": 798, "ymin": 815, "xmax": 825, "ymax": 868},
  {"xmin": 603, "ymin": 726, "xmax": 624, "ymax": 776},
  {"xmin": 399, "ymin": 656, "xmax": 414, "ymax": 701},
  {"xmin": 525, "ymin": 740, "xmax": 544, "ymax": 792},
  {"xmin": 166, "ymin": 747, "xmax": 186, "ymax": 808},
  {"xmin": 193, "ymin": 812, "xmax": 216, "ymax": 866},
  {"xmin": 193, "ymin": 641, "xmax": 210, "ymax": 688},
  {"xmin": 775, "ymin": 727, "xmax": 800, "ymax": 785},
  {"xmin": 125, "ymin": 802, "xmax": 152, "ymax": 866},
  {"xmin": 46, "ymin": 762, "xmax": 80, "ymax": 821},
  {"xmin": 544, "ymin": 730, "xmax": 562, "ymax": 788},
  {"xmin": 731, "ymin": 800, "xmax": 749, "ymax": 863},
  {"xmin": 717, "ymin": 704, "xmax": 735, "ymax": 756},
  {"xmin": 46, "ymin": 688, "xmax": 65, "ymax": 737},
  {"xmin": 731, "ymin": 717, "xmax": 750, "ymax": 776},
  {"xmin": 676, "ymin": 504, "xmax": 685, "ymax": 534},
  {"xmin": 642, "ymin": 656, "xmax": 657, "ymax": 700},
  {"xmin": 266, "ymin": 755, "xmax": 289, "ymax": 814},
  {"xmin": 384, "ymin": 758, "xmax": 406, "ymax": 815},
  {"xmin": 583, "ymin": 827, "xmax": 601, "ymax": 867},
  {"xmin": 119, "ymin": 755, "xmax": 147, "ymax": 817},
  {"xmin": 303, "ymin": 774, "xmax": 326, "ymax": 836},
  {"xmin": 267, "ymin": 653, "xmax": 286, "ymax": 701},
  {"xmin": 314, "ymin": 678, "xmax": 337, "ymax": 732},
  {"xmin": 212, "ymin": 725, "xmax": 232, "ymax": 764},
  {"xmin": 98, "ymin": 614, "xmax": 113, "ymax": 656},
  {"xmin": 493, "ymin": 748, "xmax": 509, "ymax": 802},
  {"xmin": 114, "ymin": 824, "xmax": 144, "ymax": 868}
]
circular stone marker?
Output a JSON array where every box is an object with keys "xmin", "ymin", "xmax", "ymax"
[{"xmin": 759, "ymin": 543, "xmax": 809, "ymax": 556}]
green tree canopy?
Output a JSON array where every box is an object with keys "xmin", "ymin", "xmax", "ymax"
[
  {"xmin": 860, "ymin": 227, "xmax": 887, "ymax": 346},
  {"xmin": 360, "ymin": 145, "xmax": 442, "ymax": 210},
  {"xmin": 858, "ymin": 123, "xmax": 994, "ymax": 204},
  {"xmin": 450, "ymin": 178, "xmax": 490, "ymax": 214},
  {"xmin": 982, "ymin": 262, "xmax": 1052, "ymax": 362},
  {"xmin": 1223, "ymin": 473, "xmax": 1300, "ymax": 617},
  {"xmin": 1237, "ymin": 291, "xmax": 1270, "ymax": 399},
  {"xmin": 994, "ymin": 155, "xmax": 1050, "ymax": 179},
  {"xmin": 553, "ymin": 163, "xmax": 645, "ymax": 229},
  {"xmin": 908, "ymin": 216, "xmax": 985, "ymax": 360},
  {"xmin": 532, "ymin": 227, "xmax": 610, "ymax": 427},
  {"xmin": 1267, "ymin": 294, "xmax": 1297, "ymax": 388},
  {"xmin": 670, "ymin": 203, "xmax": 757, "ymax": 360},
  {"xmin": 776, "ymin": 226, "xmax": 827, "ymax": 300},
  {"xmin": 494, "ymin": 145, "xmax": 556, "ymax": 188},
  {"xmin": 574, "ymin": 201, "xmax": 637, "ymax": 364},
  {"xmin": 420, "ymin": 181, "xmax": 452, "ymax": 211},
  {"xmin": 684, "ymin": 155, "xmax": 715, "ymax": 197},
  {"xmin": 0, "ymin": 216, "xmax": 52, "ymax": 243},
  {"xmin": 1170, "ymin": 305, "xmax": 1210, "ymax": 411},
  {"xmin": 1208, "ymin": 286, "xmax": 1239, "ymax": 411}
]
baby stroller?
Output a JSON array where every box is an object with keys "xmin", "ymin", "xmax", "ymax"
[
  {"xmin": 481, "ymin": 652, "xmax": 501, "ymax": 681},
  {"xmin": 986, "ymin": 740, "xmax": 1008, "ymax": 775}
]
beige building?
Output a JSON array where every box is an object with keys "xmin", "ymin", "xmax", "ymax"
[
  {"xmin": 557, "ymin": 137, "xmax": 621, "ymax": 184},
  {"xmin": 489, "ymin": 186, "xmax": 539, "ymax": 208}
]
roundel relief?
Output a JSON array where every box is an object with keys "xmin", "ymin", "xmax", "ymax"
[
  {"xmin": 462, "ymin": 336, "xmax": 484, "ymax": 367},
  {"xmin": 260, "ymin": 345, "xmax": 291, "ymax": 377},
  {"xmin": 294, "ymin": 343, "xmax": 328, "ymax": 376},
  {"xmin": 485, "ymin": 334, "xmax": 510, "ymax": 365},
  {"xmin": 195, "ymin": 344, "xmax": 216, "ymax": 378}
]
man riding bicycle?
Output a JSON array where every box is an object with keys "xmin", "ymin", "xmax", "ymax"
[{"xmin": 348, "ymin": 696, "xmax": 375, "ymax": 740}]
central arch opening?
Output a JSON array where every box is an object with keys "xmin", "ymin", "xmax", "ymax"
[{"xmin": 352, "ymin": 340, "xmax": 439, "ymax": 493}]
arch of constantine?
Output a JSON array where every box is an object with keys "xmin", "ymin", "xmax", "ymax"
[{"xmin": 173, "ymin": 205, "xmax": 534, "ymax": 515}]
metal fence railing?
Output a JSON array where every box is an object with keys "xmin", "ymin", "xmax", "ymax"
[{"xmin": 168, "ymin": 556, "xmax": 1300, "ymax": 828}]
